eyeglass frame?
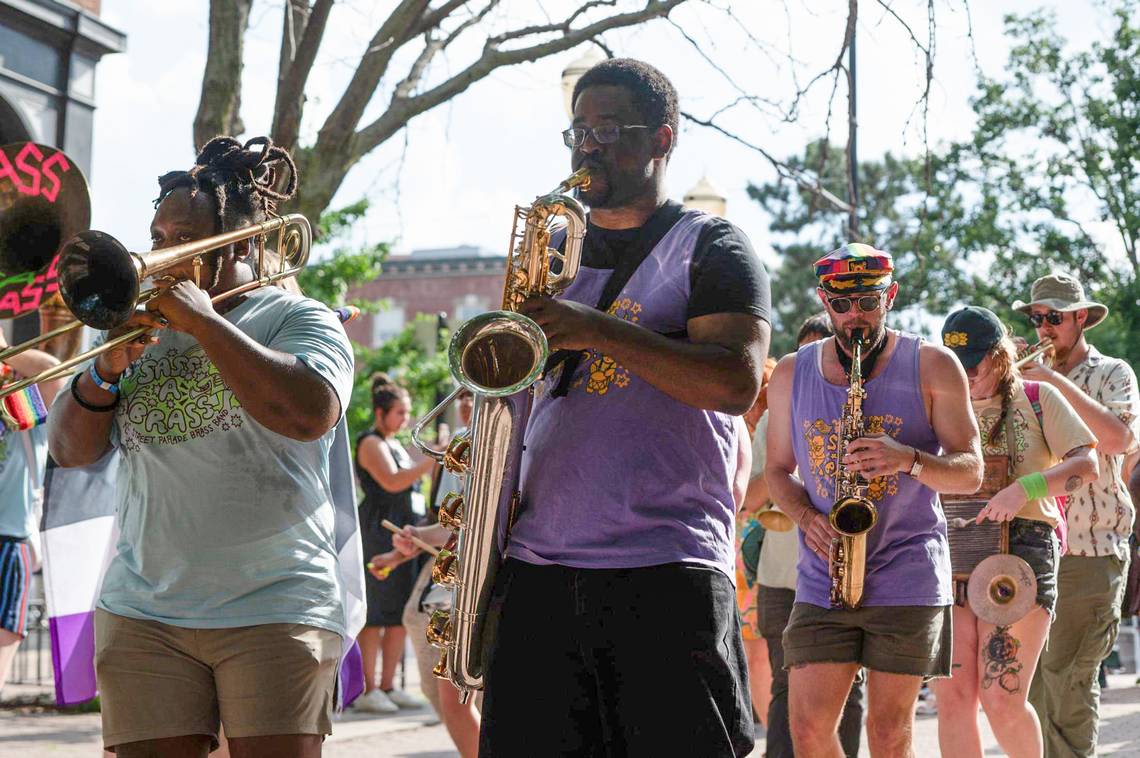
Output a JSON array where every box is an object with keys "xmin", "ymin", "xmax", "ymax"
[
  {"xmin": 823, "ymin": 291, "xmax": 888, "ymax": 315},
  {"xmin": 562, "ymin": 124, "xmax": 653, "ymax": 149},
  {"xmin": 1027, "ymin": 310, "xmax": 1067, "ymax": 327}
]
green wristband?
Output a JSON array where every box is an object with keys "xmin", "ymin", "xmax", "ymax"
[{"xmin": 1017, "ymin": 472, "xmax": 1049, "ymax": 501}]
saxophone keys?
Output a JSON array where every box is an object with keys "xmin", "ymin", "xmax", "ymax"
[
  {"xmin": 444, "ymin": 432, "xmax": 471, "ymax": 474},
  {"xmin": 439, "ymin": 493, "xmax": 464, "ymax": 531},
  {"xmin": 432, "ymin": 650, "xmax": 450, "ymax": 679},
  {"xmin": 432, "ymin": 534, "xmax": 460, "ymax": 587},
  {"xmin": 426, "ymin": 610, "xmax": 453, "ymax": 648}
]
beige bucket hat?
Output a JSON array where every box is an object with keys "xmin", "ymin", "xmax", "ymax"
[{"xmin": 1012, "ymin": 272, "xmax": 1108, "ymax": 330}]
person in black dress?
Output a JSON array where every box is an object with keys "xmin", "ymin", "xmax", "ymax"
[{"xmin": 353, "ymin": 373, "xmax": 439, "ymax": 713}]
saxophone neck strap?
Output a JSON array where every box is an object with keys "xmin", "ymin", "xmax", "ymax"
[
  {"xmin": 546, "ymin": 200, "xmax": 687, "ymax": 398},
  {"xmin": 836, "ymin": 333, "xmax": 888, "ymax": 382}
]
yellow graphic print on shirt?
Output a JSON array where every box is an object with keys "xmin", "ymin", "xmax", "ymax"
[
  {"xmin": 568, "ymin": 297, "xmax": 640, "ymax": 396},
  {"xmin": 802, "ymin": 413, "xmax": 905, "ymax": 502},
  {"xmin": 977, "ymin": 407, "xmax": 1028, "ymax": 465},
  {"xmin": 116, "ymin": 346, "xmax": 243, "ymax": 450}
]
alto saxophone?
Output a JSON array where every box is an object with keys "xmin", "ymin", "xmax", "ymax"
[
  {"xmin": 828, "ymin": 330, "xmax": 878, "ymax": 609},
  {"xmin": 412, "ymin": 168, "xmax": 590, "ymax": 701}
]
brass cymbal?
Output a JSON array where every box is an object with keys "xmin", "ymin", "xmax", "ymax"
[{"xmin": 967, "ymin": 554, "xmax": 1037, "ymax": 625}]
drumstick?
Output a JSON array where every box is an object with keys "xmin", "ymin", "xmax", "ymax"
[{"xmin": 380, "ymin": 519, "xmax": 441, "ymax": 556}]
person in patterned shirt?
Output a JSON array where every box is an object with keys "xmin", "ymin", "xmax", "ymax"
[{"xmin": 1014, "ymin": 272, "xmax": 1140, "ymax": 758}]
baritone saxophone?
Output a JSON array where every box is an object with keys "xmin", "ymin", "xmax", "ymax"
[{"xmin": 412, "ymin": 168, "xmax": 590, "ymax": 701}]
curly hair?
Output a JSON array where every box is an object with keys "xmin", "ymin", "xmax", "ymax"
[{"xmin": 571, "ymin": 58, "xmax": 679, "ymax": 151}]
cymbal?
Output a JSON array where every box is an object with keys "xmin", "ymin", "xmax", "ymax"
[{"xmin": 967, "ymin": 554, "xmax": 1037, "ymax": 625}]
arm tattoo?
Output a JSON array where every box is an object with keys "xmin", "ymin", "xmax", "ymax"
[
  {"xmin": 1063, "ymin": 445, "xmax": 1093, "ymax": 459},
  {"xmin": 1065, "ymin": 475, "xmax": 1082, "ymax": 493},
  {"xmin": 982, "ymin": 625, "xmax": 1024, "ymax": 694}
]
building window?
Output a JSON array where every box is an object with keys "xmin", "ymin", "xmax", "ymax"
[
  {"xmin": 454, "ymin": 294, "xmax": 488, "ymax": 324},
  {"xmin": 371, "ymin": 307, "xmax": 405, "ymax": 346},
  {"xmin": 0, "ymin": 26, "xmax": 62, "ymax": 90}
]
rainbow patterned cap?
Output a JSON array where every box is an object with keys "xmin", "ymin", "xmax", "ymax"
[{"xmin": 814, "ymin": 242, "xmax": 894, "ymax": 293}]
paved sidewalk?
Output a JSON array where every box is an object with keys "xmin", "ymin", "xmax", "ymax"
[{"xmin": 4, "ymin": 674, "xmax": 1140, "ymax": 756}]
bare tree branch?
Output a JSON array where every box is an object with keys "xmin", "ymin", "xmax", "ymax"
[
  {"xmin": 315, "ymin": 0, "xmax": 433, "ymax": 151},
  {"xmin": 194, "ymin": 0, "xmax": 252, "ymax": 150},
  {"xmin": 351, "ymin": 0, "xmax": 686, "ymax": 163},
  {"xmin": 273, "ymin": 0, "xmax": 334, "ymax": 151},
  {"xmin": 682, "ymin": 110, "xmax": 853, "ymax": 214}
]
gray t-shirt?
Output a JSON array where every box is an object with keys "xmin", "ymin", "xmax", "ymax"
[{"xmin": 97, "ymin": 287, "xmax": 355, "ymax": 634}]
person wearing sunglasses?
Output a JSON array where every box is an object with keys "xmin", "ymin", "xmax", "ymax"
[
  {"xmin": 1013, "ymin": 272, "xmax": 1140, "ymax": 757},
  {"xmin": 765, "ymin": 242, "xmax": 983, "ymax": 757}
]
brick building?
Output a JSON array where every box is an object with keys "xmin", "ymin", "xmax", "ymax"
[{"xmin": 344, "ymin": 245, "xmax": 507, "ymax": 348}]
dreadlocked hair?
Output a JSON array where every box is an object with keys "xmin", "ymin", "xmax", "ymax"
[
  {"xmin": 154, "ymin": 135, "xmax": 297, "ymax": 236},
  {"xmin": 986, "ymin": 334, "xmax": 1022, "ymax": 449}
]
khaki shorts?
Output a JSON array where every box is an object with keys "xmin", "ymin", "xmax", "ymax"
[
  {"xmin": 782, "ymin": 602, "xmax": 952, "ymax": 678},
  {"xmin": 95, "ymin": 609, "xmax": 340, "ymax": 750}
]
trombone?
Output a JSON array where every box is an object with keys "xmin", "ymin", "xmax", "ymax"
[{"xmin": 0, "ymin": 213, "xmax": 312, "ymax": 401}]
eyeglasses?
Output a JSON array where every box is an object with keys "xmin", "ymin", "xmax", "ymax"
[
  {"xmin": 825, "ymin": 293, "xmax": 885, "ymax": 314},
  {"xmin": 1028, "ymin": 310, "xmax": 1066, "ymax": 327},
  {"xmin": 562, "ymin": 124, "xmax": 651, "ymax": 148}
]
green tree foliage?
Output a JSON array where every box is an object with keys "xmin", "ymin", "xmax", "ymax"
[
  {"xmin": 754, "ymin": 1, "xmax": 1140, "ymax": 364},
  {"xmin": 749, "ymin": 141, "xmax": 975, "ymax": 356},
  {"xmin": 967, "ymin": 1, "xmax": 1140, "ymax": 363},
  {"xmin": 347, "ymin": 315, "xmax": 452, "ymax": 444},
  {"xmin": 295, "ymin": 200, "xmax": 452, "ymax": 444}
]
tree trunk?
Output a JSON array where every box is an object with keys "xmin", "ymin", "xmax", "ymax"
[{"xmin": 193, "ymin": 0, "xmax": 253, "ymax": 151}]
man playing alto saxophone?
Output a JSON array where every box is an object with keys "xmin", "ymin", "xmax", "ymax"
[{"xmin": 765, "ymin": 244, "xmax": 983, "ymax": 758}]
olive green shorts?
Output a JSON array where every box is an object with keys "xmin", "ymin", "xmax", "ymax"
[{"xmin": 782, "ymin": 602, "xmax": 952, "ymax": 678}]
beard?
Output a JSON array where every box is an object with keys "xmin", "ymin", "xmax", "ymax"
[{"xmin": 834, "ymin": 318, "xmax": 887, "ymax": 356}]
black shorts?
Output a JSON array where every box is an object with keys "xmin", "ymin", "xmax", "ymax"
[
  {"xmin": 953, "ymin": 517, "xmax": 1059, "ymax": 617},
  {"xmin": 480, "ymin": 559, "xmax": 754, "ymax": 757}
]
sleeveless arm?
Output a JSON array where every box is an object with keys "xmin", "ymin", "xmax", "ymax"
[
  {"xmin": 357, "ymin": 436, "xmax": 435, "ymax": 494},
  {"xmin": 765, "ymin": 354, "xmax": 839, "ymax": 559}
]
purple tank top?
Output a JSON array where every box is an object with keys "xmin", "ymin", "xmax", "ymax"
[
  {"xmin": 507, "ymin": 210, "xmax": 738, "ymax": 577},
  {"xmin": 790, "ymin": 335, "xmax": 952, "ymax": 607}
]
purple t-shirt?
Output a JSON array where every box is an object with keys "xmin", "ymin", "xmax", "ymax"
[
  {"xmin": 507, "ymin": 210, "xmax": 763, "ymax": 578},
  {"xmin": 790, "ymin": 334, "xmax": 952, "ymax": 607}
]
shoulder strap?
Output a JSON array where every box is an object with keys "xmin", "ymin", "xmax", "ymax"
[
  {"xmin": 1023, "ymin": 380, "xmax": 1044, "ymax": 429},
  {"xmin": 546, "ymin": 200, "xmax": 688, "ymax": 398}
]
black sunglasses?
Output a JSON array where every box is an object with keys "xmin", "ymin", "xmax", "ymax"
[
  {"xmin": 825, "ymin": 293, "xmax": 884, "ymax": 314},
  {"xmin": 1028, "ymin": 310, "xmax": 1066, "ymax": 327}
]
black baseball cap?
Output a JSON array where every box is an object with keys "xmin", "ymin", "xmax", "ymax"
[{"xmin": 941, "ymin": 306, "xmax": 1004, "ymax": 369}]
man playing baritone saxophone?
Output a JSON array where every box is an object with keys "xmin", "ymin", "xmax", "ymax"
[
  {"xmin": 765, "ymin": 244, "xmax": 983, "ymax": 758},
  {"xmin": 479, "ymin": 58, "xmax": 771, "ymax": 757}
]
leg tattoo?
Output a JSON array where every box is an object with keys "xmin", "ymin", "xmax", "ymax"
[{"xmin": 981, "ymin": 625, "xmax": 1023, "ymax": 693}]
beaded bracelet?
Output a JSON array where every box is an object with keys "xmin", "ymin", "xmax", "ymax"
[{"xmin": 70, "ymin": 373, "xmax": 119, "ymax": 413}]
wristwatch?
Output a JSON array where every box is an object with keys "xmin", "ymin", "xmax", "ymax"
[{"xmin": 908, "ymin": 448, "xmax": 924, "ymax": 479}]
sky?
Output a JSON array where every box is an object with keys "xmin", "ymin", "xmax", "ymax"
[{"xmin": 87, "ymin": 1, "xmax": 1112, "ymax": 270}]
